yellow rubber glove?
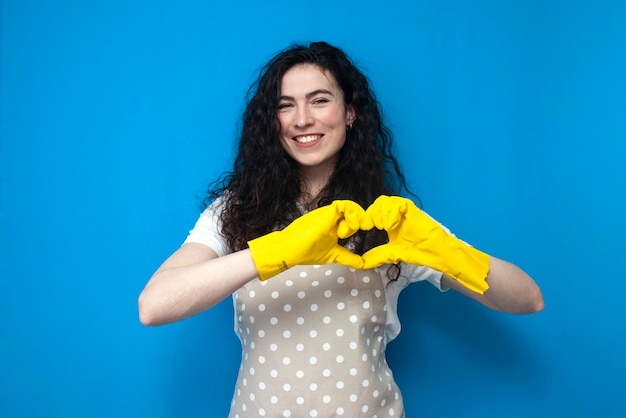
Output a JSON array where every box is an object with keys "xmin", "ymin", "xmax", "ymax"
[
  {"xmin": 361, "ymin": 195, "xmax": 490, "ymax": 294},
  {"xmin": 248, "ymin": 200, "xmax": 365, "ymax": 280}
]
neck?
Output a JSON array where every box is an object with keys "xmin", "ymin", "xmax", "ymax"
[{"xmin": 298, "ymin": 164, "xmax": 335, "ymax": 210}]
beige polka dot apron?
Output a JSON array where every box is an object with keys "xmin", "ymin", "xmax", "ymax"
[{"xmin": 229, "ymin": 264, "xmax": 405, "ymax": 418}]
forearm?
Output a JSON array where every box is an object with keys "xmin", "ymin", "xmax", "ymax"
[
  {"xmin": 138, "ymin": 248, "xmax": 258, "ymax": 326},
  {"xmin": 444, "ymin": 256, "xmax": 544, "ymax": 314},
  {"xmin": 483, "ymin": 257, "xmax": 544, "ymax": 313}
]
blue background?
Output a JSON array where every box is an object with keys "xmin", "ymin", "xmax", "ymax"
[{"xmin": 2, "ymin": 0, "xmax": 625, "ymax": 417}]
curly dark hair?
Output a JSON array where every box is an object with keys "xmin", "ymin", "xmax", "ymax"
[{"xmin": 205, "ymin": 41, "xmax": 417, "ymax": 254}]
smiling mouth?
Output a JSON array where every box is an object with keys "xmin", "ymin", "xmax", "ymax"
[{"xmin": 294, "ymin": 134, "xmax": 323, "ymax": 144}]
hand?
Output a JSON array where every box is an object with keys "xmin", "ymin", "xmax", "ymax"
[
  {"xmin": 361, "ymin": 195, "xmax": 490, "ymax": 294},
  {"xmin": 248, "ymin": 200, "xmax": 365, "ymax": 280}
]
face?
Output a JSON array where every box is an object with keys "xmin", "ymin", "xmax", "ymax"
[{"xmin": 277, "ymin": 64, "xmax": 355, "ymax": 176}]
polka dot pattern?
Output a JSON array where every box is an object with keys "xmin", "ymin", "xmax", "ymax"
[{"xmin": 229, "ymin": 264, "xmax": 404, "ymax": 417}]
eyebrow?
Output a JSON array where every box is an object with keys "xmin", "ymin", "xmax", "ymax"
[{"xmin": 279, "ymin": 89, "xmax": 336, "ymax": 101}]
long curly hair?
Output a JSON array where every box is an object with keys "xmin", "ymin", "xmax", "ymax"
[{"xmin": 205, "ymin": 41, "xmax": 416, "ymax": 254}]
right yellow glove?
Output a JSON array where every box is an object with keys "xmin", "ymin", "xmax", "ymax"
[
  {"xmin": 361, "ymin": 195, "xmax": 490, "ymax": 294},
  {"xmin": 247, "ymin": 200, "xmax": 365, "ymax": 280}
]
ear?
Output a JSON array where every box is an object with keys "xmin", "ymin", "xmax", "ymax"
[{"xmin": 346, "ymin": 105, "xmax": 356, "ymax": 125}]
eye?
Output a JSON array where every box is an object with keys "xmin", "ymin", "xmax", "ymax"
[
  {"xmin": 278, "ymin": 102, "xmax": 293, "ymax": 110},
  {"xmin": 312, "ymin": 98, "xmax": 330, "ymax": 105}
]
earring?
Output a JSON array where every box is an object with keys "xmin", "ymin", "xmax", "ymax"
[{"xmin": 346, "ymin": 123, "xmax": 353, "ymax": 131}]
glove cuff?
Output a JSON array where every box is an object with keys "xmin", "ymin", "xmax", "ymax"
[
  {"xmin": 248, "ymin": 232, "xmax": 290, "ymax": 281},
  {"xmin": 439, "ymin": 233, "xmax": 490, "ymax": 294}
]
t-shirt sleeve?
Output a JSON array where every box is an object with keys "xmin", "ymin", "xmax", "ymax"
[
  {"xmin": 400, "ymin": 262, "xmax": 449, "ymax": 291},
  {"xmin": 183, "ymin": 198, "xmax": 232, "ymax": 257},
  {"xmin": 383, "ymin": 263, "xmax": 446, "ymax": 345}
]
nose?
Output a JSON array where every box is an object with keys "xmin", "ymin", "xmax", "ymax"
[{"xmin": 294, "ymin": 106, "xmax": 313, "ymax": 128}]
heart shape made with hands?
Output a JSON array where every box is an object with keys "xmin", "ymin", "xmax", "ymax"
[
  {"xmin": 248, "ymin": 195, "xmax": 490, "ymax": 294},
  {"xmin": 331, "ymin": 195, "xmax": 448, "ymax": 269},
  {"xmin": 333, "ymin": 195, "xmax": 490, "ymax": 294}
]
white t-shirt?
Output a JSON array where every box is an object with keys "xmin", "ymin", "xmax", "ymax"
[{"xmin": 183, "ymin": 197, "xmax": 447, "ymax": 344}]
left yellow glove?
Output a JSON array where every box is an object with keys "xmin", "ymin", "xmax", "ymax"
[
  {"xmin": 361, "ymin": 195, "xmax": 490, "ymax": 294},
  {"xmin": 248, "ymin": 200, "xmax": 365, "ymax": 280}
]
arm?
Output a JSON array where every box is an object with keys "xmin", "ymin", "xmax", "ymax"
[
  {"xmin": 361, "ymin": 196, "xmax": 544, "ymax": 313},
  {"xmin": 138, "ymin": 243, "xmax": 259, "ymax": 326},
  {"xmin": 138, "ymin": 199, "xmax": 367, "ymax": 326},
  {"xmin": 441, "ymin": 256, "xmax": 544, "ymax": 314}
]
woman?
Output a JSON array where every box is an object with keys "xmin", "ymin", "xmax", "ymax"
[{"xmin": 138, "ymin": 41, "xmax": 543, "ymax": 417}]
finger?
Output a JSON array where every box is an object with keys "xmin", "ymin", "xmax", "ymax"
[
  {"xmin": 361, "ymin": 245, "xmax": 397, "ymax": 269},
  {"xmin": 334, "ymin": 200, "xmax": 365, "ymax": 238},
  {"xmin": 310, "ymin": 201, "xmax": 349, "ymax": 230},
  {"xmin": 393, "ymin": 196, "xmax": 410, "ymax": 216},
  {"xmin": 360, "ymin": 202, "xmax": 376, "ymax": 230},
  {"xmin": 360, "ymin": 214, "xmax": 375, "ymax": 231},
  {"xmin": 340, "ymin": 200, "xmax": 366, "ymax": 231},
  {"xmin": 369, "ymin": 196, "xmax": 402, "ymax": 231},
  {"xmin": 337, "ymin": 218, "xmax": 360, "ymax": 239},
  {"xmin": 364, "ymin": 197, "xmax": 389, "ymax": 230},
  {"xmin": 332, "ymin": 246, "xmax": 365, "ymax": 269}
]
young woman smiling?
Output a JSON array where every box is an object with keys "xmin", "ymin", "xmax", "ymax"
[{"xmin": 139, "ymin": 41, "xmax": 543, "ymax": 418}]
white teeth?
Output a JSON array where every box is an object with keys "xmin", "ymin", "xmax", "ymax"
[{"xmin": 295, "ymin": 135, "xmax": 321, "ymax": 144}]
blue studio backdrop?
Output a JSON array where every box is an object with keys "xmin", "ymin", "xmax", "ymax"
[{"xmin": 2, "ymin": 0, "xmax": 625, "ymax": 417}]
